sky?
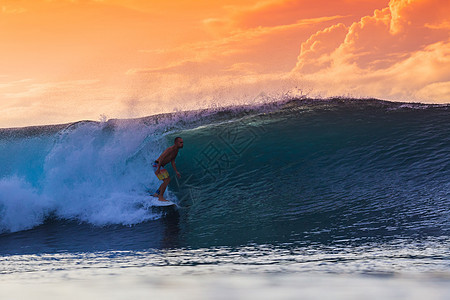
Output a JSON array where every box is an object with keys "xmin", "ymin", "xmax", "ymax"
[{"xmin": 0, "ymin": 0, "xmax": 449, "ymax": 127}]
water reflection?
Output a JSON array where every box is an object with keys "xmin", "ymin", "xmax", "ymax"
[{"xmin": 0, "ymin": 207, "xmax": 181, "ymax": 255}]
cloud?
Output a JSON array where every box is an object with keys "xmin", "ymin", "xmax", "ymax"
[
  {"xmin": 295, "ymin": 23, "xmax": 348, "ymax": 73},
  {"xmin": 133, "ymin": 0, "xmax": 385, "ymax": 78},
  {"xmin": 291, "ymin": 0, "xmax": 450, "ymax": 102},
  {"xmin": 0, "ymin": 79, "xmax": 108, "ymax": 127},
  {"xmin": 133, "ymin": 15, "xmax": 349, "ymax": 78},
  {"xmin": 1, "ymin": 5, "xmax": 26, "ymax": 14},
  {"xmin": 425, "ymin": 20, "xmax": 450, "ymax": 30},
  {"xmin": 226, "ymin": 0, "xmax": 389, "ymax": 29},
  {"xmin": 294, "ymin": 0, "xmax": 450, "ymax": 72},
  {"xmin": 416, "ymin": 81, "xmax": 450, "ymax": 100},
  {"xmin": 0, "ymin": 79, "xmax": 100, "ymax": 99},
  {"xmin": 295, "ymin": 39, "xmax": 450, "ymax": 102}
]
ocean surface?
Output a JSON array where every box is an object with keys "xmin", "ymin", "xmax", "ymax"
[{"xmin": 0, "ymin": 98, "xmax": 449, "ymax": 299}]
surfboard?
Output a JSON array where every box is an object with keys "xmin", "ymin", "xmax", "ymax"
[{"xmin": 148, "ymin": 195, "xmax": 176, "ymax": 207}]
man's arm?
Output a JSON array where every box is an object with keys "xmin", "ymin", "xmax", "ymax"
[{"xmin": 171, "ymin": 160, "xmax": 181, "ymax": 178}]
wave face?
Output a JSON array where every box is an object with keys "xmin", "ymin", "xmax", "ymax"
[{"xmin": 0, "ymin": 99, "xmax": 449, "ymax": 248}]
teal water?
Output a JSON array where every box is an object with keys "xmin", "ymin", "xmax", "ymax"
[
  {"xmin": 174, "ymin": 99, "xmax": 449, "ymax": 248},
  {"xmin": 0, "ymin": 98, "xmax": 449, "ymax": 299}
]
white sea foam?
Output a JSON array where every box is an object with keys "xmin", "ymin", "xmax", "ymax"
[
  {"xmin": 0, "ymin": 176, "xmax": 52, "ymax": 232},
  {"xmin": 0, "ymin": 120, "xmax": 174, "ymax": 233}
]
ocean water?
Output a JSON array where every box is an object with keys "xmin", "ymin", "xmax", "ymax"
[{"xmin": 0, "ymin": 98, "xmax": 449, "ymax": 299}]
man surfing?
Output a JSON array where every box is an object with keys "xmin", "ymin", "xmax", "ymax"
[{"xmin": 152, "ymin": 137, "xmax": 183, "ymax": 202}]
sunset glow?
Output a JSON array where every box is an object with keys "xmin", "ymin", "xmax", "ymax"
[{"xmin": 0, "ymin": 0, "xmax": 449, "ymax": 127}]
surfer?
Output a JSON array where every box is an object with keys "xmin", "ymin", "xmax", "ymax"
[{"xmin": 152, "ymin": 137, "xmax": 184, "ymax": 202}]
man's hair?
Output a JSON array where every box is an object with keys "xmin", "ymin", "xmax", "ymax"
[{"xmin": 174, "ymin": 137, "xmax": 182, "ymax": 143}]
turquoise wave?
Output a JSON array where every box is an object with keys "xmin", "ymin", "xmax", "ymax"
[
  {"xmin": 0, "ymin": 98, "xmax": 448, "ymax": 249},
  {"xmin": 172, "ymin": 99, "xmax": 449, "ymax": 246}
]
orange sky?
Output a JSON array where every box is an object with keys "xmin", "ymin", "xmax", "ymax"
[{"xmin": 0, "ymin": 0, "xmax": 449, "ymax": 127}]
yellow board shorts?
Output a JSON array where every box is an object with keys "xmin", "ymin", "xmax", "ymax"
[{"xmin": 152, "ymin": 161, "xmax": 169, "ymax": 180}]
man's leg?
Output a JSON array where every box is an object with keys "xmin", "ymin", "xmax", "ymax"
[{"xmin": 158, "ymin": 177, "xmax": 171, "ymax": 201}]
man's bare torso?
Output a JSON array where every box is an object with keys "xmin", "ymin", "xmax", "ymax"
[{"xmin": 157, "ymin": 146, "xmax": 179, "ymax": 166}]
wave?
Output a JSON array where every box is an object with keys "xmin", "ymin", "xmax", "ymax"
[{"xmin": 0, "ymin": 98, "xmax": 449, "ymax": 243}]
